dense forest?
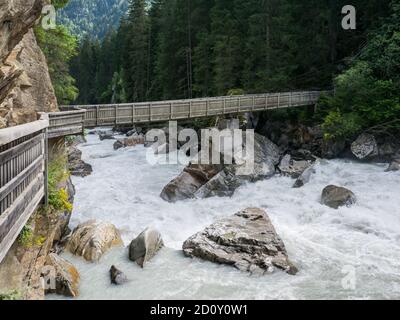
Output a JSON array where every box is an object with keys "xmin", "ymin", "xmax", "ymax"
[
  {"xmin": 40, "ymin": 0, "xmax": 399, "ymax": 140},
  {"xmin": 58, "ymin": 0, "xmax": 129, "ymax": 39}
]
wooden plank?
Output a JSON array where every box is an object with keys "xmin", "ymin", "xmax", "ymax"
[
  {"xmin": 0, "ymin": 133, "xmax": 43, "ymax": 164},
  {"xmin": 0, "ymin": 119, "xmax": 48, "ymax": 146},
  {"xmin": 0, "ymin": 155, "xmax": 43, "ymax": 202}
]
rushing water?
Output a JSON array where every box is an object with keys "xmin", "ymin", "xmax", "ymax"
[{"xmin": 48, "ymin": 132, "xmax": 400, "ymax": 300}]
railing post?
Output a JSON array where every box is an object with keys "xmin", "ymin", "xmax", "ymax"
[
  {"xmin": 223, "ymin": 97, "xmax": 226, "ymax": 114},
  {"xmin": 132, "ymin": 104, "xmax": 135, "ymax": 124},
  {"xmin": 149, "ymin": 103, "xmax": 152, "ymax": 121},
  {"xmin": 265, "ymin": 94, "xmax": 268, "ymax": 109},
  {"xmin": 277, "ymin": 93, "xmax": 281, "ymax": 109},
  {"xmin": 170, "ymin": 102, "xmax": 173, "ymax": 120},
  {"xmin": 43, "ymin": 128, "xmax": 49, "ymax": 206},
  {"xmin": 189, "ymin": 100, "xmax": 192, "ymax": 118},
  {"xmin": 115, "ymin": 105, "xmax": 118, "ymax": 125},
  {"xmin": 96, "ymin": 106, "xmax": 100, "ymax": 126}
]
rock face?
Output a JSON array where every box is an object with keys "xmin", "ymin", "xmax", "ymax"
[
  {"xmin": 160, "ymin": 133, "xmax": 280, "ymax": 202},
  {"xmin": 44, "ymin": 253, "xmax": 80, "ymax": 297},
  {"xmin": 183, "ymin": 208, "xmax": 297, "ymax": 275},
  {"xmin": 110, "ymin": 265, "xmax": 128, "ymax": 285},
  {"xmin": 1, "ymin": 0, "xmax": 58, "ymax": 127},
  {"xmin": 67, "ymin": 220, "xmax": 123, "ymax": 262},
  {"xmin": 321, "ymin": 185, "xmax": 356, "ymax": 209},
  {"xmin": 129, "ymin": 228, "xmax": 164, "ymax": 268},
  {"xmin": 351, "ymin": 133, "xmax": 379, "ymax": 160}
]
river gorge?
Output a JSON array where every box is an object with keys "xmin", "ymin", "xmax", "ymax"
[{"xmin": 48, "ymin": 131, "xmax": 400, "ymax": 300}]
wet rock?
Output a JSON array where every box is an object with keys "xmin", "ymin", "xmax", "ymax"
[
  {"xmin": 278, "ymin": 154, "xmax": 311, "ymax": 179},
  {"xmin": 67, "ymin": 220, "xmax": 123, "ymax": 262},
  {"xmin": 67, "ymin": 146, "xmax": 92, "ymax": 177},
  {"xmin": 385, "ymin": 159, "xmax": 400, "ymax": 172},
  {"xmin": 183, "ymin": 208, "xmax": 298, "ymax": 275},
  {"xmin": 114, "ymin": 135, "xmax": 145, "ymax": 150},
  {"xmin": 321, "ymin": 185, "xmax": 356, "ymax": 209},
  {"xmin": 160, "ymin": 133, "xmax": 280, "ymax": 202},
  {"xmin": 351, "ymin": 133, "xmax": 379, "ymax": 160},
  {"xmin": 44, "ymin": 253, "xmax": 80, "ymax": 298},
  {"xmin": 99, "ymin": 133, "xmax": 115, "ymax": 141},
  {"xmin": 161, "ymin": 164, "xmax": 221, "ymax": 202},
  {"xmin": 129, "ymin": 228, "xmax": 164, "ymax": 268},
  {"xmin": 321, "ymin": 138, "xmax": 346, "ymax": 159},
  {"xmin": 293, "ymin": 164, "xmax": 316, "ymax": 188},
  {"xmin": 110, "ymin": 265, "xmax": 128, "ymax": 285}
]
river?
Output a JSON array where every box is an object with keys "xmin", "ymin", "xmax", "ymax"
[{"xmin": 48, "ymin": 132, "xmax": 400, "ymax": 300}]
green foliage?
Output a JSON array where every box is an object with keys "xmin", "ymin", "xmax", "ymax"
[
  {"xmin": 227, "ymin": 89, "xmax": 245, "ymax": 96},
  {"xmin": 48, "ymin": 155, "xmax": 73, "ymax": 212},
  {"xmin": 0, "ymin": 290, "xmax": 22, "ymax": 301},
  {"xmin": 319, "ymin": 1, "xmax": 400, "ymax": 139},
  {"xmin": 18, "ymin": 225, "xmax": 34, "ymax": 248},
  {"xmin": 35, "ymin": 2, "xmax": 79, "ymax": 105}
]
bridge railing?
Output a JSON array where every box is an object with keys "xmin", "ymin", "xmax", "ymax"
[
  {"xmin": 0, "ymin": 114, "xmax": 48, "ymax": 263},
  {"xmin": 47, "ymin": 108, "xmax": 86, "ymax": 139},
  {"xmin": 61, "ymin": 91, "xmax": 323, "ymax": 127}
]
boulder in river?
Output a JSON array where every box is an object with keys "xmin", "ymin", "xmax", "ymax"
[
  {"xmin": 293, "ymin": 163, "xmax": 317, "ymax": 188},
  {"xmin": 99, "ymin": 133, "xmax": 115, "ymax": 141},
  {"xmin": 351, "ymin": 133, "xmax": 379, "ymax": 160},
  {"xmin": 321, "ymin": 185, "xmax": 356, "ymax": 209},
  {"xmin": 129, "ymin": 228, "xmax": 164, "ymax": 268},
  {"xmin": 160, "ymin": 133, "xmax": 280, "ymax": 202},
  {"xmin": 278, "ymin": 154, "xmax": 311, "ymax": 178},
  {"xmin": 67, "ymin": 220, "xmax": 123, "ymax": 262},
  {"xmin": 183, "ymin": 208, "xmax": 298, "ymax": 275},
  {"xmin": 114, "ymin": 135, "xmax": 145, "ymax": 150},
  {"xmin": 385, "ymin": 159, "xmax": 400, "ymax": 172},
  {"xmin": 110, "ymin": 265, "xmax": 128, "ymax": 285},
  {"xmin": 44, "ymin": 253, "xmax": 80, "ymax": 297}
]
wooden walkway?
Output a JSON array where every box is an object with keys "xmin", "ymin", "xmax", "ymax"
[
  {"xmin": 0, "ymin": 90, "xmax": 323, "ymax": 263},
  {"xmin": 62, "ymin": 91, "xmax": 322, "ymax": 128}
]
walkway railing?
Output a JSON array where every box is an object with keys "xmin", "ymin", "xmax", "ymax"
[
  {"xmin": 47, "ymin": 108, "xmax": 86, "ymax": 139},
  {"xmin": 0, "ymin": 114, "xmax": 48, "ymax": 263},
  {"xmin": 62, "ymin": 91, "xmax": 323, "ymax": 128}
]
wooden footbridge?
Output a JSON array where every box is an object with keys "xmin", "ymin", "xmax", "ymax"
[{"xmin": 0, "ymin": 91, "xmax": 323, "ymax": 263}]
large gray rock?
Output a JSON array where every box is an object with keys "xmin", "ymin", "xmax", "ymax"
[
  {"xmin": 278, "ymin": 154, "xmax": 311, "ymax": 179},
  {"xmin": 44, "ymin": 253, "xmax": 80, "ymax": 298},
  {"xmin": 293, "ymin": 164, "xmax": 317, "ymax": 188},
  {"xmin": 321, "ymin": 185, "xmax": 356, "ymax": 209},
  {"xmin": 129, "ymin": 228, "xmax": 164, "ymax": 268},
  {"xmin": 386, "ymin": 159, "xmax": 400, "ymax": 172},
  {"xmin": 351, "ymin": 133, "xmax": 379, "ymax": 160},
  {"xmin": 67, "ymin": 220, "xmax": 123, "ymax": 262},
  {"xmin": 160, "ymin": 133, "xmax": 280, "ymax": 202},
  {"xmin": 183, "ymin": 208, "xmax": 298, "ymax": 275},
  {"xmin": 109, "ymin": 265, "xmax": 128, "ymax": 285}
]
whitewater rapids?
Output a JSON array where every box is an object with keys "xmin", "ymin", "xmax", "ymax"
[{"xmin": 48, "ymin": 133, "xmax": 400, "ymax": 300}]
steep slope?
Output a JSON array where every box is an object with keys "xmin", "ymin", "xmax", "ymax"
[
  {"xmin": 0, "ymin": 0, "xmax": 58, "ymax": 128},
  {"xmin": 58, "ymin": 0, "xmax": 129, "ymax": 39}
]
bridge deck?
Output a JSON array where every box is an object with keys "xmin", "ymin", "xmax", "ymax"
[
  {"xmin": 61, "ymin": 91, "xmax": 322, "ymax": 129},
  {"xmin": 0, "ymin": 90, "xmax": 323, "ymax": 263}
]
